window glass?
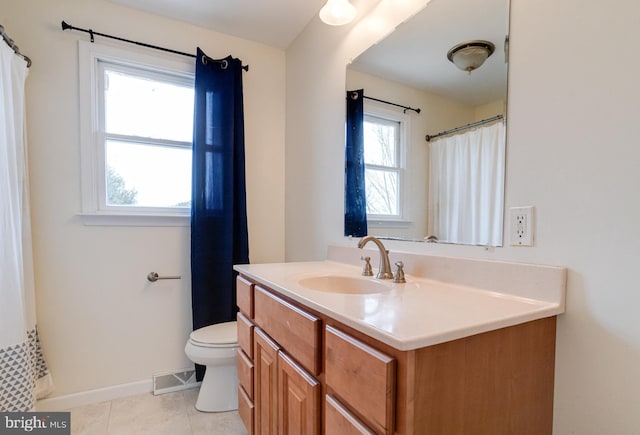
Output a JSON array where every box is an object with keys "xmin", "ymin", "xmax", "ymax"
[
  {"xmin": 365, "ymin": 167, "xmax": 399, "ymax": 215},
  {"xmin": 104, "ymin": 66, "xmax": 194, "ymax": 142},
  {"xmin": 105, "ymin": 140, "xmax": 192, "ymax": 208},
  {"xmin": 363, "ymin": 116, "xmax": 398, "ymax": 166},
  {"xmin": 363, "ymin": 114, "xmax": 402, "ymax": 218},
  {"xmin": 98, "ymin": 61, "xmax": 194, "ymax": 212}
]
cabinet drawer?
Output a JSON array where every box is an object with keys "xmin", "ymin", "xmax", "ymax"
[
  {"xmin": 325, "ymin": 394, "xmax": 375, "ymax": 435},
  {"xmin": 237, "ymin": 349, "xmax": 254, "ymax": 400},
  {"xmin": 237, "ymin": 276, "xmax": 254, "ymax": 318},
  {"xmin": 325, "ymin": 325, "xmax": 396, "ymax": 435},
  {"xmin": 254, "ymin": 286, "xmax": 321, "ymax": 375},
  {"xmin": 237, "ymin": 311, "xmax": 254, "ymax": 359},
  {"xmin": 238, "ymin": 385, "xmax": 255, "ymax": 435}
]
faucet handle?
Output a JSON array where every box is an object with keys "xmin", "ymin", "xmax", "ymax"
[
  {"xmin": 361, "ymin": 256, "xmax": 374, "ymax": 276},
  {"xmin": 393, "ymin": 261, "xmax": 406, "ymax": 283}
]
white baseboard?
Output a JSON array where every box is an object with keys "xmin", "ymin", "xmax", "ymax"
[{"xmin": 36, "ymin": 379, "xmax": 153, "ymax": 411}]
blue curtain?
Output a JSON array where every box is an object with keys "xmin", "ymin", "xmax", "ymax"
[
  {"xmin": 344, "ymin": 89, "xmax": 367, "ymax": 236},
  {"xmin": 191, "ymin": 48, "xmax": 249, "ymax": 380}
]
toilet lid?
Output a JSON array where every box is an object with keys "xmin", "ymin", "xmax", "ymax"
[{"xmin": 190, "ymin": 321, "xmax": 238, "ymax": 346}]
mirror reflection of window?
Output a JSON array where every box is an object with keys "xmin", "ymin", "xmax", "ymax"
[{"xmin": 363, "ymin": 114, "xmax": 402, "ymax": 218}]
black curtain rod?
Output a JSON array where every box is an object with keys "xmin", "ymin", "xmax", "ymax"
[
  {"xmin": 349, "ymin": 91, "xmax": 421, "ymax": 114},
  {"xmin": 61, "ymin": 20, "xmax": 249, "ymax": 72},
  {"xmin": 425, "ymin": 114, "xmax": 504, "ymax": 142},
  {"xmin": 364, "ymin": 95, "xmax": 421, "ymax": 114},
  {"xmin": 1, "ymin": 24, "xmax": 31, "ymax": 67}
]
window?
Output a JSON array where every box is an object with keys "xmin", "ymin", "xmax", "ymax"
[
  {"xmin": 79, "ymin": 42, "xmax": 195, "ymax": 225},
  {"xmin": 362, "ymin": 107, "xmax": 407, "ymax": 222}
]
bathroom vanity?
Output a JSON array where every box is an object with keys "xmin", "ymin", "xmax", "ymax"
[{"xmin": 234, "ymin": 246, "xmax": 566, "ymax": 434}]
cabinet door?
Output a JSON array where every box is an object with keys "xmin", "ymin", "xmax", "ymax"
[
  {"xmin": 277, "ymin": 352, "xmax": 321, "ymax": 435},
  {"xmin": 254, "ymin": 328, "xmax": 280, "ymax": 435}
]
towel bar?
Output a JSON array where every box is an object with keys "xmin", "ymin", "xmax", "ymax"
[{"xmin": 147, "ymin": 272, "xmax": 181, "ymax": 282}]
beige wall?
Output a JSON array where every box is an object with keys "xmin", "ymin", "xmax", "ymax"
[
  {"xmin": 1, "ymin": 0, "xmax": 285, "ymax": 398},
  {"xmin": 474, "ymin": 99, "xmax": 505, "ymax": 122},
  {"xmin": 287, "ymin": 0, "xmax": 640, "ymax": 433}
]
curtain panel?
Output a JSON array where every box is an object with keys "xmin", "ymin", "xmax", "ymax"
[
  {"xmin": 0, "ymin": 42, "xmax": 53, "ymax": 411},
  {"xmin": 190, "ymin": 48, "xmax": 249, "ymax": 380},
  {"xmin": 344, "ymin": 89, "xmax": 367, "ymax": 237},
  {"xmin": 428, "ymin": 122, "xmax": 505, "ymax": 246}
]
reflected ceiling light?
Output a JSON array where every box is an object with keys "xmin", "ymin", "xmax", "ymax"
[
  {"xmin": 319, "ymin": 0, "xmax": 357, "ymax": 26},
  {"xmin": 447, "ymin": 40, "xmax": 495, "ymax": 73}
]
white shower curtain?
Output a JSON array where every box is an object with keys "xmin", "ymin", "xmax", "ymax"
[
  {"xmin": 428, "ymin": 122, "xmax": 505, "ymax": 246},
  {"xmin": 0, "ymin": 42, "xmax": 53, "ymax": 411}
]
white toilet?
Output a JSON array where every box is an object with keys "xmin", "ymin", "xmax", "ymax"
[{"xmin": 184, "ymin": 321, "xmax": 239, "ymax": 412}]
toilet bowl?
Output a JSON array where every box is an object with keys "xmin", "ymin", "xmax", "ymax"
[{"xmin": 184, "ymin": 321, "xmax": 239, "ymax": 412}]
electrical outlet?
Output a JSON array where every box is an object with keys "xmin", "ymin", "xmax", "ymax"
[{"xmin": 510, "ymin": 206, "xmax": 533, "ymax": 246}]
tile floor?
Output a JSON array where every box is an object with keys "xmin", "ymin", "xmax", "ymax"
[{"xmin": 66, "ymin": 387, "xmax": 248, "ymax": 435}]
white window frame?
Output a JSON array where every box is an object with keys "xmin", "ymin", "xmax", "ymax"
[
  {"xmin": 363, "ymin": 102, "xmax": 410, "ymax": 227},
  {"xmin": 78, "ymin": 41, "xmax": 195, "ymax": 226}
]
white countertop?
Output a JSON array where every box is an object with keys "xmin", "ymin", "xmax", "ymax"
[{"xmin": 234, "ymin": 257, "xmax": 566, "ymax": 351}]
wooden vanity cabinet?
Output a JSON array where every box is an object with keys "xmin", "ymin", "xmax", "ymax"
[{"xmin": 236, "ymin": 275, "xmax": 557, "ymax": 435}]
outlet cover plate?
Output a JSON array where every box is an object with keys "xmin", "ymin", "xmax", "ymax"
[{"xmin": 510, "ymin": 206, "xmax": 533, "ymax": 246}]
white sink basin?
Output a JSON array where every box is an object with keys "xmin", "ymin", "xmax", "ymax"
[{"xmin": 297, "ymin": 275, "xmax": 390, "ymax": 294}]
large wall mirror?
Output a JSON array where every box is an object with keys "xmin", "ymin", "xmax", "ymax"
[{"xmin": 345, "ymin": 0, "xmax": 510, "ymax": 246}]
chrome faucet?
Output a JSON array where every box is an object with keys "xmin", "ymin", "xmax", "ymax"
[{"xmin": 357, "ymin": 236, "xmax": 394, "ymax": 279}]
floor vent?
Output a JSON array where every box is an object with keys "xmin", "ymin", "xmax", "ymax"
[{"xmin": 152, "ymin": 368, "xmax": 200, "ymax": 395}]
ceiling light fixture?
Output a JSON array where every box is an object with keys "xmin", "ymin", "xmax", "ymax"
[
  {"xmin": 447, "ymin": 40, "xmax": 495, "ymax": 74},
  {"xmin": 319, "ymin": 0, "xmax": 357, "ymax": 26}
]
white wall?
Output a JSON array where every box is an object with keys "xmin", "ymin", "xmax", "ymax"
[
  {"xmin": 2, "ymin": 0, "xmax": 285, "ymax": 398},
  {"xmin": 287, "ymin": 0, "xmax": 640, "ymax": 433}
]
